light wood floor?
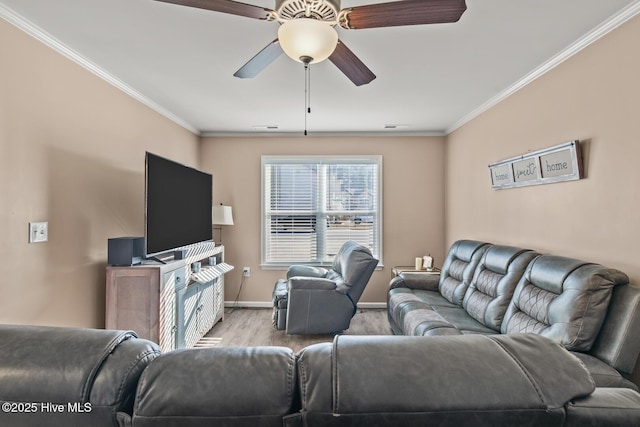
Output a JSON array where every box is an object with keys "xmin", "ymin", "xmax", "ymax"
[{"xmin": 203, "ymin": 308, "xmax": 392, "ymax": 353}]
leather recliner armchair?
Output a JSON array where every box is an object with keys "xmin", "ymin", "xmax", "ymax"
[{"xmin": 273, "ymin": 241, "xmax": 378, "ymax": 335}]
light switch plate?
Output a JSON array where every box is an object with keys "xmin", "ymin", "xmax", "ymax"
[{"xmin": 29, "ymin": 222, "xmax": 48, "ymax": 243}]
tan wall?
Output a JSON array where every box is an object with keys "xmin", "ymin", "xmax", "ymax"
[
  {"xmin": 446, "ymin": 15, "xmax": 640, "ymax": 382},
  {"xmin": 0, "ymin": 19, "xmax": 200, "ymax": 327},
  {"xmin": 201, "ymin": 136, "xmax": 446, "ymax": 304}
]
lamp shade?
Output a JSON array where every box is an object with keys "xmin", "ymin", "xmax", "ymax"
[
  {"xmin": 212, "ymin": 205, "xmax": 234, "ymax": 226},
  {"xmin": 277, "ymin": 18, "xmax": 338, "ymax": 64}
]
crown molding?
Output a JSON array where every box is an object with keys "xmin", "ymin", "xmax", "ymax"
[
  {"xmin": 4, "ymin": 1, "xmax": 639, "ymax": 138},
  {"xmin": 0, "ymin": 3, "xmax": 200, "ymax": 135},
  {"xmin": 200, "ymin": 130, "xmax": 447, "ymax": 138},
  {"xmin": 446, "ymin": 1, "xmax": 640, "ymax": 135}
]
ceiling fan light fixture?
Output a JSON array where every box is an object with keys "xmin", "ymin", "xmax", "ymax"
[{"xmin": 278, "ymin": 18, "xmax": 338, "ymax": 64}]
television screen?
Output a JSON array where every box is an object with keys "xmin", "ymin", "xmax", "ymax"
[{"xmin": 145, "ymin": 152, "xmax": 212, "ymax": 257}]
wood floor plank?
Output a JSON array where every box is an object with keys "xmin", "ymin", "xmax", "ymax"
[{"xmin": 204, "ymin": 308, "xmax": 392, "ymax": 353}]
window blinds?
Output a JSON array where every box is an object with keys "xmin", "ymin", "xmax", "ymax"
[{"xmin": 262, "ymin": 156, "xmax": 381, "ymax": 266}]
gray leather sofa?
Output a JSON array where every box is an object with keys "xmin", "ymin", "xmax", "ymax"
[
  {"xmin": 2, "ymin": 324, "xmax": 640, "ymax": 426},
  {"xmin": 388, "ymin": 240, "xmax": 640, "ymax": 390}
]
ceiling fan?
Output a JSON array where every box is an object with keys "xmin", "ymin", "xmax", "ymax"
[{"xmin": 155, "ymin": 0, "xmax": 467, "ymax": 86}]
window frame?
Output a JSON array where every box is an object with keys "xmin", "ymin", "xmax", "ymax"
[{"xmin": 261, "ymin": 155, "xmax": 383, "ymax": 269}]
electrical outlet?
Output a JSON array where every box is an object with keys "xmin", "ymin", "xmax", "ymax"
[
  {"xmin": 243, "ymin": 267, "xmax": 251, "ymax": 277},
  {"xmin": 29, "ymin": 221, "xmax": 48, "ymax": 243}
]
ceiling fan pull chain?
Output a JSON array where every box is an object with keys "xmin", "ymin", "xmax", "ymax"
[
  {"xmin": 304, "ymin": 63, "xmax": 309, "ymax": 136},
  {"xmin": 307, "ymin": 63, "xmax": 312, "ymax": 114}
]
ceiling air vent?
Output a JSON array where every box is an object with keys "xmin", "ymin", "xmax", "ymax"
[
  {"xmin": 384, "ymin": 124, "xmax": 412, "ymax": 129},
  {"xmin": 252, "ymin": 125, "xmax": 279, "ymax": 130}
]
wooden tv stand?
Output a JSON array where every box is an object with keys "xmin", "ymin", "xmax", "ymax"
[{"xmin": 106, "ymin": 244, "xmax": 233, "ymax": 352}]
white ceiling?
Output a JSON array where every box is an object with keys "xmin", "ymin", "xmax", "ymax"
[{"xmin": 1, "ymin": 0, "xmax": 639, "ymax": 135}]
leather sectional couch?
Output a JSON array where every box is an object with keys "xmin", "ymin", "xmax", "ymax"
[
  {"xmin": 2, "ymin": 239, "xmax": 640, "ymax": 426},
  {"xmin": 388, "ymin": 240, "xmax": 640, "ymax": 391},
  {"xmin": 2, "ymin": 324, "xmax": 640, "ymax": 426}
]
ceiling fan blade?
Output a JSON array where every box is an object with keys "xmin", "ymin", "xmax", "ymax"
[
  {"xmin": 155, "ymin": 0, "xmax": 273, "ymax": 20},
  {"xmin": 328, "ymin": 40, "xmax": 376, "ymax": 86},
  {"xmin": 340, "ymin": 0, "xmax": 467, "ymax": 29},
  {"xmin": 234, "ymin": 39, "xmax": 283, "ymax": 78}
]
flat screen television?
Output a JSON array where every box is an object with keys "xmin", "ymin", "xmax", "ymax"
[{"xmin": 145, "ymin": 152, "xmax": 212, "ymax": 257}]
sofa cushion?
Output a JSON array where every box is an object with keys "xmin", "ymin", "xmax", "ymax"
[
  {"xmin": 438, "ymin": 240, "xmax": 490, "ymax": 305},
  {"xmin": 462, "ymin": 246, "xmax": 539, "ymax": 331},
  {"xmin": 388, "ymin": 288, "xmax": 456, "ymax": 329},
  {"xmin": 388, "ymin": 290, "xmax": 494, "ymax": 336},
  {"xmin": 404, "ymin": 288, "xmax": 458, "ymax": 307},
  {"xmin": 406, "ymin": 308, "xmax": 460, "ymax": 336},
  {"xmin": 388, "ymin": 289, "xmax": 443, "ymax": 333},
  {"xmin": 571, "ymin": 352, "xmax": 639, "ymax": 391},
  {"xmin": 565, "ymin": 388, "xmax": 640, "ymax": 427},
  {"xmin": 430, "ymin": 305, "xmax": 496, "ymax": 334},
  {"xmin": 501, "ymin": 255, "xmax": 629, "ymax": 351}
]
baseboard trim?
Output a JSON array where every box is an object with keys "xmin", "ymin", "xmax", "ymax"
[
  {"xmin": 225, "ymin": 301, "xmax": 272, "ymax": 309},
  {"xmin": 357, "ymin": 302, "xmax": 387, "ymax": 309},
  {"xmin": 225, "ymin": 301, "xmax": 387, "ymax": 309}
]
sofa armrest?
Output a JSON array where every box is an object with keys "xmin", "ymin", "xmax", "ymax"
[
  {"xmin": 0, "ymin": 324, "xmax": 160, "ymax": 427},
  {"xmin": 287, "ymin": 265, "xmax": 328, "ymax": 279},
  {"xmin": 389, "ymin": 272, "xmax": 440, "ymax": 291},
  {"xmin": 288, "ymin": 277, "xmax": 337, "ymax": 291},
  {"xmin": 0, "ymin": 324, "xmax": 148, "ymax": 404},
  {"xmin": 91, "ymin": 337, "xmax": 161, "ymax": 413},
  {"xmin": 590, "ymin": 284, "xmax": 640, "ymax": 375}
]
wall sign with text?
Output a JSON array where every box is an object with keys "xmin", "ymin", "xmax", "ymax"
[{"xmin": 488, "ymin": 141, "xmax": 583, "ymax": 190}]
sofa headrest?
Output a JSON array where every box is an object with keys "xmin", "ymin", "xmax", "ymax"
[
  {"xmin": 528, "ymin": 255, "xmax": 629, "ymax": 293},
  {"xmin": 450, "ymin": 240, "xmax": 489, "ymax": 262},
  {"xmin": 297, "ymin": 334, "xmax": 594, "ymax": 417},
  {"xmin": 528, "ymin": 255, "xmax": 589, "ymax": 293},
  {"xmin": 483, "ymin": 245, "xmax": 537, "ymax": 275},
  {"xmin": 330, "ymin": 241, "xmax": 378, "ymax": 298},
  {"xmin": 0, "ymin": 324, "xmax": 136, "ymax": 403},
  {"xmin": 133, "ymin": 346, "xmax": 297, "ymax": 422},
  {"xmin": 331, "ymin": 241, "xmax": 376, "ymax": 275}
]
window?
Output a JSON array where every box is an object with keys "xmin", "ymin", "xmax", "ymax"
[{"xmin": 262, "ymin": 156, "xmax": 382, "ymax": 267}]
